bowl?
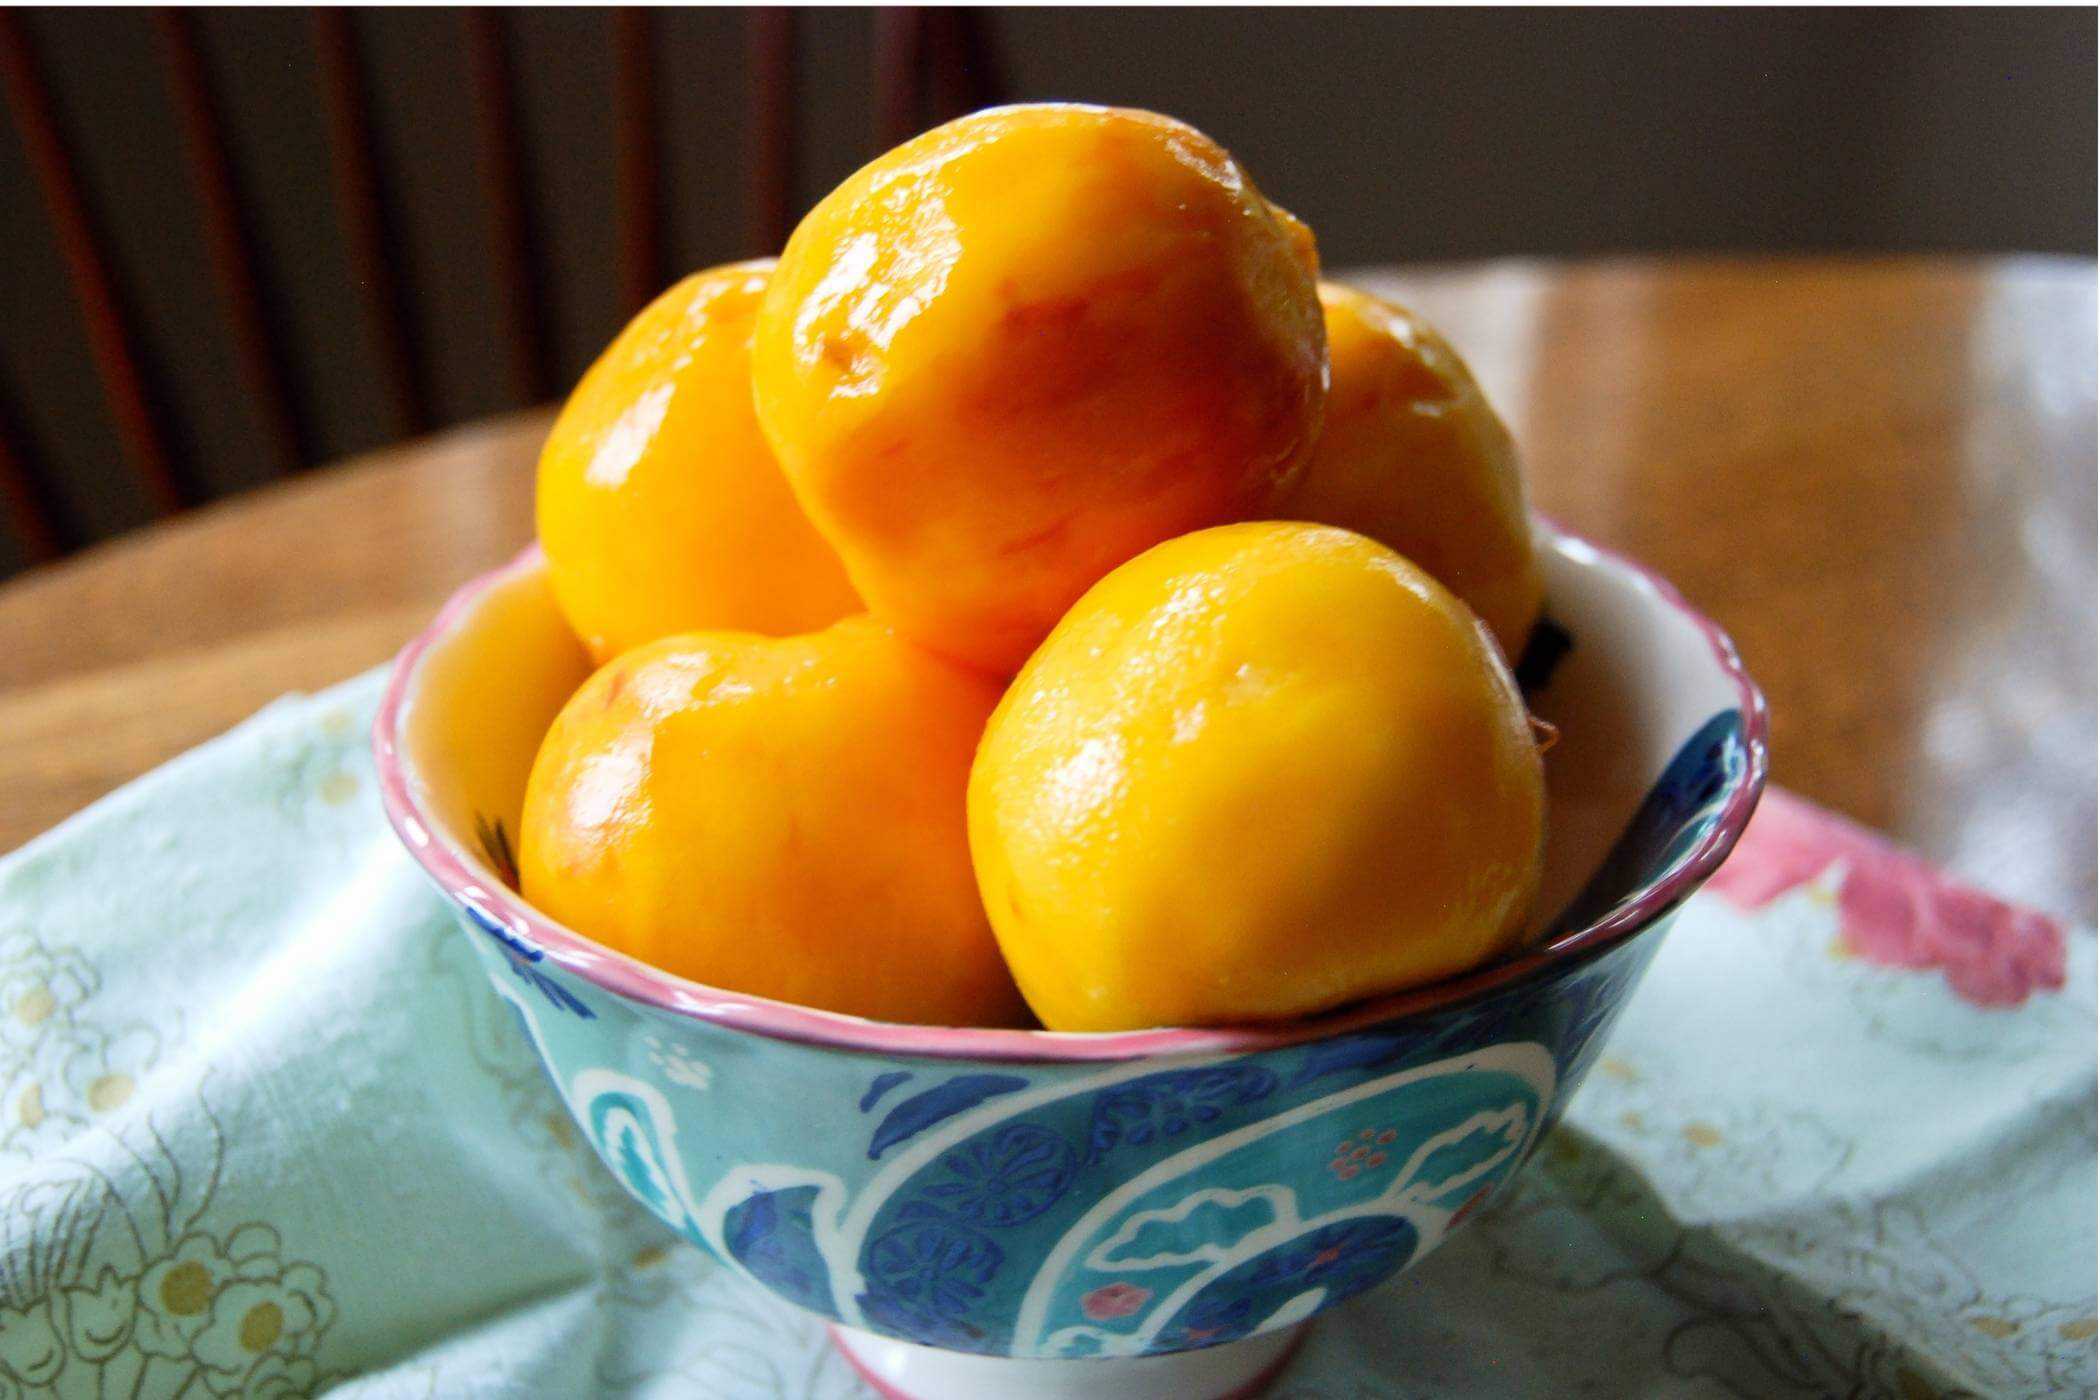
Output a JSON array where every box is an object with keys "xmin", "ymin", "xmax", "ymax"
[{"xmin": 373, "ymin": 522, "xmax": 1765, "ymax": 1400}]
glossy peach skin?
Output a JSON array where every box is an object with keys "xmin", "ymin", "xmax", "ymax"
[
  {"xmin": 537, "ymin": 260, "xmax": 860, "ymax": 664},
  {"xmin": 752, "ymin": 104, "xmax": 1328, "ymax": 675},
  {"xmin": 520, "ymin": 618, "xmax": 1028, "ymax": 1027},
  {"xmin": 1283, "ymin": 282, "xmax": 1542, "ymax": 658},
  {"xmin": 969, "ymin": 522, "xmax": 1545, "ymax": 1032}
]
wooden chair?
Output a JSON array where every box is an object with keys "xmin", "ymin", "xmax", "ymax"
[{"xmin": 0, "ymin": 7, "xmax": 1003, "ymax": 568}]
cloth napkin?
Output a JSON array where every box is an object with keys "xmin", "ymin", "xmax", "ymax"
[{"xmin": 0, "ymin": 672, "xmax": 2089, "ymax": 1400}]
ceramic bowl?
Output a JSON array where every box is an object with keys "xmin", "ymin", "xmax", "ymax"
[{"xmin": 373, "ymin": 523, "xmax": 1765, "ymax": 1400}]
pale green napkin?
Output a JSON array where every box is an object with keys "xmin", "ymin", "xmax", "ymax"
[{"xmin": 0, "ymin": 673, "xmax": 2090, "ymax": 1399}]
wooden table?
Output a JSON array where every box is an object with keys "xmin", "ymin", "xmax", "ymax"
[{"xmin": 2, "ymin": 257, "xmax": 2093, "ymax": 919}]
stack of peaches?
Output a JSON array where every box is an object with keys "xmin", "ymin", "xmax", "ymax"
[{"xmin": 522, "ymin": 104, "xmax": 1546, "ymax": 1035}]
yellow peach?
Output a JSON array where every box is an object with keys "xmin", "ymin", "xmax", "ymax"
[
  {"xmin": 1284, "ymin": 282, "xmax": 1542, "ymax": 657},
  {"xmin": 969, "ymin": 522, "xmax": 1545, "ymax": 1032},
  {"xmin": 752, "ymin": 104, "xmax": 1327, "ymax": 674},
  {"xmin": 521, "ymin": 618, "xmax": 1026, "ymax": 1027},
  {"xmin": 537, "ymin": 260, "xmax": 859, "ymax": 664}
]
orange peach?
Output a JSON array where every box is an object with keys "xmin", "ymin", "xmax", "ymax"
[
  {"xmin": 521, "ymin": 618, "xmax": 1026, "ymax": 1027},
  {"xmin": 752, "ymin": 104, "xmax": 1327, "ymax": 674},
  {"xmin": 970, "ymin": 522, "xmax": 1545, "ymax": 1031},
  {"xmin": 1283, "ymin": 282, "xmax": 1542, "ymax": 656},
  {"xmin": 537, "ymin": 260, "xmax": 859, "ymax": 664}
]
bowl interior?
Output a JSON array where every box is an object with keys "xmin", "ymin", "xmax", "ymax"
[{"xmin": 382, "ymin": 523, "xmax": 1760, "ymax": 1039}]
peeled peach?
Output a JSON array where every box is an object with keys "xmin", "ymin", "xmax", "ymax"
[
  {"xmin": 1282, "ymin": 282, "xmax": 1542, "ymax": 657},
  {"xmin": 537, "ymin": 260, "xmax": 859, "ymax": 663},
  {"xmin": 969, "ymin": 522, "xmax": 1545, "ymax": 1032},
  {"xmin": 752, "ymin": 103, "xmax": 1328, "ymax": 674},
  {"xmin": 520, "ymin": 618, "xmax": 1026, "ymax": 1027}
]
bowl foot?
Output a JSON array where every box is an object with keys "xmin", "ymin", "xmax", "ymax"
[{"xmin": 827, "ymin": 1323, "xmax": 1307, "ymax": 1400}]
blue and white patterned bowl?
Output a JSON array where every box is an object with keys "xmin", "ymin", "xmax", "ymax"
[{"xmin": 374, "ymin": 523, "xmax": 1765, "ymax": 1400}]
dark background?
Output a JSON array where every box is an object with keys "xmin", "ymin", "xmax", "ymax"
[{"xmin": 2, "ymin": 6, "xmax": 2093, "ymax": 578}]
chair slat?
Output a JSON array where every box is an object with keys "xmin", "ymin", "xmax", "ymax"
[
  {"xmin": 913, "ymin": 10, "xmax": 1006, "ymax": 140},
  {"xmin": 955, "ymin": 8, "xmax": 1005, "ymax": 111},
  {"xmin": 0, "ymin": 11, "xmax": 188, "ymax": 517},
  {"xmin": 0, "ymin": 381, "xmax": 69, "ymax": 564},
  {"xmin": 926, "ymin": 10, "xmax": 972, "ymax": 121},
  {"xmin": 156, "ymin": 8, "xmax": 312, "ymax": 473},
  {"xmin": 745, "ymin": 8, "xmax": 797, "ymax": 255},
  {"xmin": 0, "ymin": 7, "xmax": 1011, "ymax": 566},
  {"xmin": 464, "ymin": 9, "xmax": 550, "ymax": 406},
  {"xmin": 313, "ymin": 8, "xmax": 429, "ymax": 435},
  {"xmin": 614, "ymin": 8, "xmax": 661, "ymax": 316},
  {"xmin": 873, "ymin": 8, "xmax": 926, "ymax": 152}
]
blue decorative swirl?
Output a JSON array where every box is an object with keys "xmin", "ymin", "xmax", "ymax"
[
  {"xmin": 859, "ymin": 1071, "xmax": 914, "ymax": 1113},
  {"xmin": 916, "ymin": 1124, "xmax": 1076, "ymax": 1228},
  {"xmin": 868, "ymin": 1073, "xmax": 1030, "ymax": 1160},
  {"xmin": 1085, "ymin": 1065, "xmax": 1278, "ymax": 1161},
  {"xmin": 723, "ymin": 1186, "xmax": 837, "ymax": 1316},
  {"xmin": 464, "ymin": 905, "xmax": 595, "ymax": 1018},
  {"xmin": 1153, "ymin": 1216, "xmax": 1419, "ymax": 1350},
  {"xmin": 859, "ymin": 1219, "xmax": 1005, "ymax": 1353}
]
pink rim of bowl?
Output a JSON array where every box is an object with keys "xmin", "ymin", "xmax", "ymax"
[{"xmin": 372, "ymin": 527, "xmax": 1768, "ymax": 1064}]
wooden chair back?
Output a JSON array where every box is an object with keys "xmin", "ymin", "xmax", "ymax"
[{"xmin": 0, "ymin": 7, "xmax": 1002, "ymax": 566}]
